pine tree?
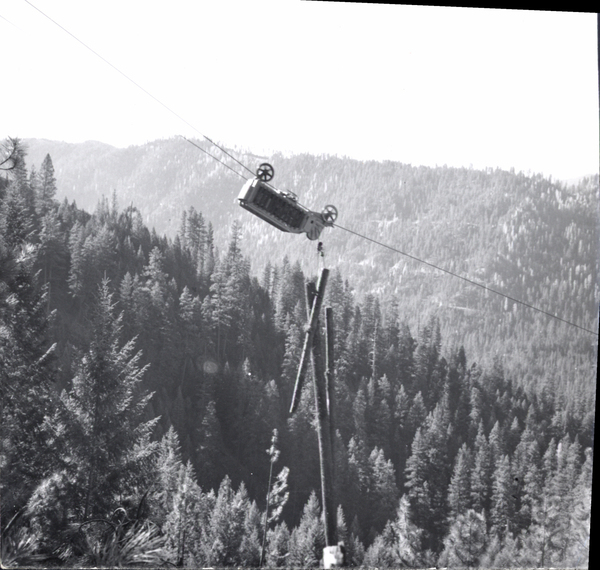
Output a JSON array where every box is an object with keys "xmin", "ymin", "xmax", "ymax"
[
  {"xmin": 36, "ymin": 154, "xmax": 57, "ymax": 217},
  {"xmin": 264, "ymin": 522, "xmax": 290, "ymax": 568},
  {"xmin": 561, "ymin": 447, "xmax": 592, "ymax": 567},
  {"xmin": 261, "ymin": 429, "xmax": 289, "ymax": 566},
  {"xmin": 287, "ymin": 491, "xmax": 325, "ymax": 568},
  {"xmin": 366, "ymin": 447, "xmax": 398, "ymax": 533},
  {"xmin": 346, "ymin": 435, "xmax": 369, "ymax": 534},
  {"xmin": 490, "ymin": 454, "xmax": 515, "ymax": 540},
  {"xmin": 413, "ymin": 315, "xmax": 443, "ymax": 407},
  {"xmin": 386, "ymin": 495, "xmax": 425, "ymax": 567},
  {"xmin": 335, "ymin": 505, "xmax": 364, "ymax": 567},
  {"xmin": 470, "ymin": 421, "xmax": 492, "ymax": 515},
  {"xmin": 239, "ymin": 500, "xmax": 263, "ymax": 567},
  {"xmin": 448, "ymin": 442, "xmax": 473, "ymax": 520},
  {"xmin": 201, "ymin": 477, "xmax": 249, "ymax": 566},
  {"xmin": 40, "ymin": 279, "xmax": 158, "ymax": 524},
  {"xmin": 518, "ymin": 493, "xmax": 553, "ymax": 568},
  {"xmin": 148, "ymin": 426, "xmax": 184, "ymax": 528},
  {"xmin": 0, "ymin": 234, "xmax": 57, "ymax": 519},
  {"xmin": 163, "ymin": 460, "xmax": 202, "ymax": 567},
  {"xmin": 438, "ymin": 509, "xmax": 487, "ymax": 568},
  {"xmin": 544, "ymin": 435, "xmax": 586, "ymax": 566},
  {"xmin": 195, "ymin": 400, "xmax": 225, "ymax": 491}
]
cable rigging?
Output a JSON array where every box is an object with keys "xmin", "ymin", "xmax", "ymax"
[
  {"xmin": 333, "ymin": 222, "xmax": 599, "ymax": 337},
  {"xmin": 22, "ymin": 0, "xmax": 598, "ymax": 338},
  {"xmin": 22, "ymin": 0, "xmax": 256, "ymax": 181}
]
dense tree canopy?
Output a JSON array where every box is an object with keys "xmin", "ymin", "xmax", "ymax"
[{"xmin": 0, "ymin": 141, "xmax": 595, "ymax": 567}]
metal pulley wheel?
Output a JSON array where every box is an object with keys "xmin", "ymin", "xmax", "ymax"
[
  {"xmin": 321, "ymin": 204, "xmax": 338, "ymax": 224},
  {"xmin": 256, "ymin": 163, "xmax": 274, "ymax": 182}
]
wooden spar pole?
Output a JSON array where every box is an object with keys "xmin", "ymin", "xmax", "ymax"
[
  {"xmin": 288, "ymin": 268, "xmax": 344, "ymax": 565},
  {"xmin": 325, "ymin": 307, "xmax": 336, "ymax": 453},
  {"xmin": 308, "ymin": 288, "xmax": 336, "ymax": 548},
  {"xmin": 289, "ymin": 268, "xmax": 329, "ymax": 414}
]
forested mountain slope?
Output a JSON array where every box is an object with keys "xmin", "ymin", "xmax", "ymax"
[
  {"xmin": 1, "ymin": 139, "xmax": 595, "ymax": 567},
  {"xmin": 24, "ymin": 137, "xmax": 599, "ymax": 389}
]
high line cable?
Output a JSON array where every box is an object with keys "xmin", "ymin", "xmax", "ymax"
[
  {"xmin": 20, "ymin": 2, "xmax": 598, "ymax": 338},
  {"xmin": 333, "ymin": 222, "xmax": 599, "ymax": 337},
  {"xmin": 180, "ymin": 136, "xmax": 248, "ymax": 181},
  {"xmin": 22, "ymin": 0, "xmax": 256, "ymax": 180}
]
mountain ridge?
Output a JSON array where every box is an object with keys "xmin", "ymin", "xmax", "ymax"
[{"xmin": 20, "ymin": 137, "xmax": 599, "ymax": 378}]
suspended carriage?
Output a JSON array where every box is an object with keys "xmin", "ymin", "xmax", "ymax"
[{"xmin": 237, "ymin": 163, "xmax": 338, "ymax": 240}]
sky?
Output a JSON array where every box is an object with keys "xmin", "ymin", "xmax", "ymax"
[{"xmin": 1, "ymin": 1, "xmax": 598, "ymax": 181}]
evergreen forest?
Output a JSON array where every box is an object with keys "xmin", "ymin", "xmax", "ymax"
[{"xmin": 1, "ymin": 137, "xmax": 596, "ymax": 568}]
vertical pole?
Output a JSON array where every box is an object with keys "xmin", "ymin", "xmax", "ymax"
[
  {"xmin": 309, "ymin": 293, "xmax": 336, "ymax": 548},
  {"xmin": 325, "ymin": 307, "xmax": 336, "ymax": 454},
  {"xmin": 290, "ymin": 269, "xmax": 329, "ymax": 414},
  {"xmin": 297, "ymin": 270, "xmax": 336, "ymax": 547},
  {"xmin": 289, "ymin": 268, "xmax": 344, "ymax": 565}
]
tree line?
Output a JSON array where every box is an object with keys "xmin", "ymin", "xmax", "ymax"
[{"xmin": 1, "ymin": 139, "xmax": 593, "ymax": 567}]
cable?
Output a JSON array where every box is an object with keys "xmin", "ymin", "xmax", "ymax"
[
  {"xmin": 22, "ymin": 0, "xmax": 256, "ymax": 179},
  {"xmin": 21, "ymin": 2, "xmax": 598, "ymax": 338},
  {"xmin": 333, "ymin": 222, "xmax": 599, "ymax": 337},
  {"xmin": 180, "ymin": 136, "xmax": 248, "ymax": 181}
]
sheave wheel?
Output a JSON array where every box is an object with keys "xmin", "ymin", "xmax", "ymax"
[
  {"xmin": 256, "ymin": 163, "xmax": 274, "ymax": 182},
  {"xmin": 321, "ymin": 204, "xmax": 338, "ymax": 225}
]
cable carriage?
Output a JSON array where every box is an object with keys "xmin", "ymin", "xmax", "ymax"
[{"xmin": 237, "ymin": 163, "xmax": 338, "ymax": 240}]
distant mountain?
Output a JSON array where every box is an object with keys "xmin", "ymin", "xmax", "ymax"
[{"xmin": 22, "ymin": 137, "xmax": 599, "ymax": 382}]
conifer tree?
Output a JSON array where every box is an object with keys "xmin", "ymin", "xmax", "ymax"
[
  {"xmin": 470, "ymin": 421, "xmax": 492, "ymax": 515},
  {"xmin": 287, "ymin": 491, "xmax": 325, "ymax": 568},
  {"xmin": 490, "ymin": 454, "xmax": 515, "ymax": 540},
  {"xmin": 448, "ymin": 442, "xmax": 473, "ymax": 520},
  {"xmin": 201, "ymin": 477, "xmax": 249, "ymax": 566},
  {"xmin": 36, "ymin": 154, "xmax": 57, "ymax": 217},
  {"xmin": 195, "ymin": 400, "xmax": 225, "ymax": 491},
  {"xmin": 367, "ymin": 447, "xmax": 398, "ymax": 533},
  {"xmin": 163, "ymin": 460, "xmax": 202, "ymax": 567},
  {"xmin": 404, "ymin": 427, "xmax": 430, "ymax": 533},
  {"xmin": 386, "ymin": 495, "xmax": 425, "ymax": 567},
  {"xmin": 42, "ymin": 279, "xmax": 158, "ymax": 523},
  {"xmin": 148, "ymin": 426, "xmax": 184, "ymax": 528},
  {"xmin": 264, "ymin": 522, "xmax": 290, "ymax": 568},
  {"xmin": 438, "ymin": 509, "xmax": 487, "ymax": 568},
  {"xmin": 239, "ymin": 500, "xmax": 263, "ymax": 567},
  {"xmin": 335, "ymin": 505, "xmax": 364, "ymax": 567},
  {"xmin": 0, "ymin": 234, "xmax": 57, "ymax": 518}
]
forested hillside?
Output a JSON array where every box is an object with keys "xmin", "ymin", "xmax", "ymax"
[
  {"xmin": 24, "ymin": 136, "xmax": 599, "ymax": 401},
  {"xmin": 1, "ymin": 138, "xmax": 595, "ymax": 567}
]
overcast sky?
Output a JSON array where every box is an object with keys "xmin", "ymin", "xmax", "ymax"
[{"xmin": 1, "ymin": 1, "xmax": 598, "ymax": 180}]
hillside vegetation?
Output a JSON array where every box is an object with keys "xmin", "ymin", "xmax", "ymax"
[
  {"xmin": 2, "ymin": 137, "xmax": 595, "ymax": 567},
  {"xmin": 24, "ymin": 137, "xmax": 599, "ymax": 385}
]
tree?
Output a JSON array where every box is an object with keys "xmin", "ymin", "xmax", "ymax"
[
  {"xmin": 404, "ymin": 427, "xmax": 430, "ymax": 533},
  {"xmin": 239, "ymin": 500, "xmax": 263, "ymax": 567},
  {"xmin": 148, "ymin": 426, "xmax": 184, "ymax": 528},
  {"xmin": 261, "ymin": 429, "xmax": 289, "ymax": 565},
  {"xmin": 287, "ymin": 491, "xmax": 325, "ymax": 568},
  {"xmin": 470, "ymin": 421, "xmax": 492, "ymax": 514},
  {"xmin": 0, "ymin": 236, "xmax": 57, "ymax": 519},
  {"xmin": 438, "ymin": 509, "xmax": 487, "ymax": 568},
  {"xmin": 490, "ymin": 454, "xmax": 515, "ymax": 540},
  {"xmin": 264, "ymin": 522, "xmax": 290, "ymax": 568},
  {"xmin": 195, "ymin": 400, "xmax": 225, "ymax": 491},
  {"xmin": 38, "ymin": 279, "xmax": 158, "ymax": 526},
  {"xmin": 163, "ymin": 460, "xmax": 202, "ymax": 567},
  {"xmin": 200, "ymin": 476, "xmax": 249, "ymax": 566},
  {"xmin": 405, "ymin": 401, "xmax": 452, "ymax": 551},
  {"xmin": 448, "ymin": 442, "xmax": 473, "ymax": 520},
  {"xmin": 386, "ymin": 495, "xmax": 425, "ymax": 567},
  {"xmin": 0, "ymin": 137, "xmax": 25, "ymax": 173},
  {"xmin": 36, "ymin": 154, "xmax": 57, "ymax": 216},
  {"xmin": 366, "ymin": 447, "xmax": 398, "ymax": 534}
]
